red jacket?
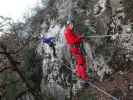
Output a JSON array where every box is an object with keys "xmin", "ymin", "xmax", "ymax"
[
  {"xmin": 70, "ymin": 47, "xmax": 82, "ymax": 57},
  {"xmin": 64, "ymin": 25, "xmax": 82, "ymax": 45},
  {"xmin": 76, "ymin": 64, "xmax": 89, "ymax": 80},
  {"xmin": 75, "ymin": 55, "xmax": 89, "ymax": 80},
  {"xmin": 76, "ymin": 55, "xmax": 86, "ymax": 65}
]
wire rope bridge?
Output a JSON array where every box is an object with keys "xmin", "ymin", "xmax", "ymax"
[{"xmin": 63, "ymin": 63, "xmax": 119, "ymax": 100}]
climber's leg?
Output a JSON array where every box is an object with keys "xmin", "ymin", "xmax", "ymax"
[
  {"xmin": 53, "ymin": 46, "xmax": 57, "ymax": 57},
  {"xmin": 50, "ymin": 43, "xmax": 57, "ymax": 57},
  {"xmin": 76, "ymin": 54, "xmax": 86, "ymax": 65},
  {"xmin": 75, "ymin": 64, "xmax": 89, "ymax": 81}
]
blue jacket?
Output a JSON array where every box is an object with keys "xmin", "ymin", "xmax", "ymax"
[{"xmin": 41, "ymin": 37, "xmax": 56, "ymax": 46}]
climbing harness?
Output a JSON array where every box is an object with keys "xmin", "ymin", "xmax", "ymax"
[{"xmin": 62, "ymin": 63, "xmax": 119, "ymax": 100}]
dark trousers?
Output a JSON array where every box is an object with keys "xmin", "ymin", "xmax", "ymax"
[{"xmin": 49, "ymin": 43, "xmax": 56, "ymax": 57}]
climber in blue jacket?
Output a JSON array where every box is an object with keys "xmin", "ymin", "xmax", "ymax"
[{"xmin": 41, "ymin": 36, "xmax": 57, "ymax": 57}]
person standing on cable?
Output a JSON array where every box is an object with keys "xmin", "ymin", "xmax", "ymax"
[
  {"xmin": 64, "ymin": 21, "xmax": 89, "ymax": 81},
  {"xmin": 41, "ymin": 35, "xmax": 57, "ymax": 57}
]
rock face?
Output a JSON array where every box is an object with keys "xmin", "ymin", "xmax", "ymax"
[
  {"xmin": 37, "ymin": 24, "xmax": 71, "ymax": 100},
  {"xmin": 33, "ymin": 0, "xmax": 133, "ymax": 99}
]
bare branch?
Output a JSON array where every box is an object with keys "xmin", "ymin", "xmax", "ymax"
[
  {"xmin": 0, "ymin": 80, "xmax": 20, "ymax": 89},
  {"xmin": 0, "ymin": 42, "xmax": 43, "ymax": 100},
  {"xmin": 15, "ymin": 89, "xmax": 30, "ymax": 100},
  {"xmin": 0, "ymin": 66, "xmax": 12, "ymax": 73},
  {"xmin": 0, "ymin": 51, "xmax": 6, "ymax": 54},
  {"xmin": 8, "ymin": 35, "xmax": 39, "ymax": 54}
]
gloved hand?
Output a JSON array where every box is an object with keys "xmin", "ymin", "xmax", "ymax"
[{"xmin": 79, "ymin": 35, "xmax": 87, "ymax": 41}]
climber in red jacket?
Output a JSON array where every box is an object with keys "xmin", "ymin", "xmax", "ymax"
[
  {"xmin": 64, "ymin": 24, "xmax": 84, "ymax": 56},
  {"xmin": 64, "ymin": 24, "xmax": 89, "ymax": 80}
]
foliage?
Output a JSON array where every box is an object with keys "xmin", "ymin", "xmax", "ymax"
[
  {"xmin": 123, "ymin": 0, "xmax": 133, "ymax": 22},
  {"xmin": 77, "ymin": 89, "xmax": 96, "ymax": 100},
  {"xmin": 0, "ymin": 70, "xmax": 27, "ymax": 100},
  {"xmin": 41, "ymin": 0, "xmax": 49, "ymax": 8},
  {"xmin": 23, "ymin": 48, "xmax": 42, "ymax": 91}
]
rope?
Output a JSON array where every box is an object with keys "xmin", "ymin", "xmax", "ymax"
[
  {"xmin": 85, "ymin": 33, "xmax": 131, "ymax": 38},
  {"xmin": 67, "ymin": 0, "xmax": 73, "ymax": 24},
  {"xmin": 86, "ymin": 34, "xmax": 113, "ymax": 38},
  {"xmin": 62, "ymin": 63, "xmax": 119, "ymax": 100}
]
